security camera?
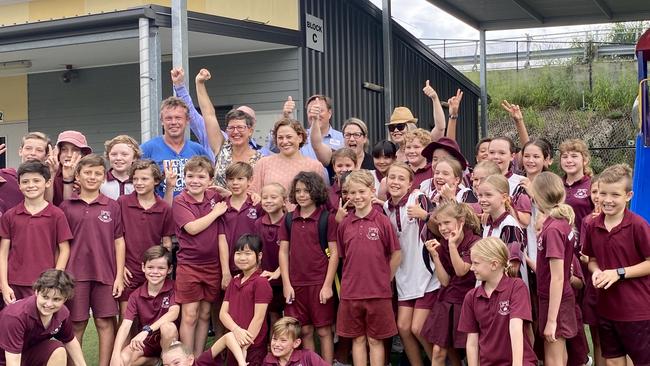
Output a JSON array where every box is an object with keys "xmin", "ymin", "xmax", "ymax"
[{"xmin": 60, "ymin": 65, "xmax": 78, "ymax": 83}]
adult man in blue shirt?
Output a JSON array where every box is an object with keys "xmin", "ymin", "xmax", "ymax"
[{"xmin": 140, "ymin": 96, "xmax": 210, "ymax": 201}]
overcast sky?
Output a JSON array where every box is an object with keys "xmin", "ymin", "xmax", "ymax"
[{"xmin": 368, "ymin": 0, "xmax": 614, "ymax": 41}]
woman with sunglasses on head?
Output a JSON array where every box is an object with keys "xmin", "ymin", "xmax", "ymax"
[{"xmin": 193, "ymin": 69, "xmax": 262, "ymax": 188}]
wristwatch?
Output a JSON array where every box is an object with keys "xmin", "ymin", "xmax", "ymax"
[
  {"xmin": 449, "ymin": 114, "xmax": 459, "ymax": 119},
  {"xmin": 142, "ymin": 325, "xmax": 153, "ymax": 334},
  {"xmin": 616, "ymin": 267, "xmax": 626, "ymax": 280}
]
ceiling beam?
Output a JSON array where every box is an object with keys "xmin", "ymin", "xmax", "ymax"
[
  {"xmin": 510, "ymin": 0, "xmax": 544, "ymax": 24},
  {"xmin": 425, "ymin": 0, "xmax": 481, "ymax": 29},
  {"xmin": 591, "ymin": 0, "xmax": 613, "ymax": 19}
]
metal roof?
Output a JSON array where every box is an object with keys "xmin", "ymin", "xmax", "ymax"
[{"xmin": 426, "ymin": 0, "xmax": 650, "ymax": 31}]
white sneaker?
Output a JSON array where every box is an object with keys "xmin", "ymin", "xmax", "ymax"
[
  {"xmin": 585, "ymin": 355, "xmax": 593, "ymax": 366},
  {"xmin": 333, "ymin": 360, "xmax": 351, "ymax": 366}
]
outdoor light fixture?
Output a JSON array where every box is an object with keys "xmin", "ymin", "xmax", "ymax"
[
  {"xmin": 0, "ymin": 60, "xmax": 32, "ymax": 71},
  {"xmin": 363, "ymin": 82, "xmax": 384, "ymax": 92}
]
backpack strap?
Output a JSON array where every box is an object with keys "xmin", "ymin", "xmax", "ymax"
[
  {"xmin": 284, "ymin": 212, "xmax": 293, "ymax": 240},
  {"xmin": 318, "ymin": 209, "xmax": 330, "ymax": 258}
]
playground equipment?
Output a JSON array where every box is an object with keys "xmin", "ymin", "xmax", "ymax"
[{"xmin": 631, "ymin": 27, "xmax": 650, "ymax": 220}]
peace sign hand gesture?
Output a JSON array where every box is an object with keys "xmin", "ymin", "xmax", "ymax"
[{"xmin": 501, "ymin": 100, "xmax": 523, "ymax": 123}]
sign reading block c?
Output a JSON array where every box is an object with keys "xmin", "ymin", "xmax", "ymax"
[{"xmin": 306, "ymin": 14, "xmax": 324, "ymax": 53}]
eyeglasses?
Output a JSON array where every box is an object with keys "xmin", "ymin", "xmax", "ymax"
[
  {"xmin": 388, "ymin": 123, "xmax": 407, "ymax": 132},
  {"xmin": 344, "ymin": 132, "xmax": 365, "ymax": 139},
  {"xmin": 226, "ymin": 125, "xmax": 248, "ymax": 133}
]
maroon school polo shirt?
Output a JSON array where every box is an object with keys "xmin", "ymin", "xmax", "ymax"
[
  {"xmin": 217, "ymin": 196, "xmax": 263, "ymax": 273},
  {"xmin": 118, "ymin": 193, "xmax": 174, "ymax": 284},
  {"xmin": 60, "ymin": 194, "xmax": 124, "ymax": 285},
  {"xmin": 0, "ymin": 169, "xmax": 22, "ymax": 209},
  {"xmin": 327, "ymin": 182, "xmax": 342, "ymax": 213},
  {"xmin": 173, "ymin": 190, "xmax": 223, "ymax": 266},
  {"xmin": 223, "ymin": 269, "xmax": 273, "ymax": 346},
  {"xmin": 563, "ymin": 175, "xmax": 593, "ymax": 237},
  {"xmin": 337, "ymin": 209, "xmax": 400, "ymax": 300},
  {"xmin": 582, "ymin": 209, "xmax": 650, "ymax": 321},
  {"xmin": 458, "ymin": 276, "xmax": 537, "ymax": 366},
  {"xmin": 52, "ymin": 169, "xmax": 65, "ymax": 207},
  {"xmin": 437, "ymin": 229, "xmax": 480, "ymax": 304},
  {"xmin": 277, "ymin": 206, "xmax": 337, "ymax": 286},
  {"xmin": 255, "ymin": 213, "xmax": 283, "ymax": 287},
  {"xmin": 262, "ymin": 349, "xmax": 329, "ymax": 366},
  {"xmin": 0, "ymin": 295, "xmax": 75, "ymax": 363},
  {"xmin": 0, "ymin": 202, "xmax": 73, "ymax": 286},
  {"xmin": 412, "ymin": 164, "xmax": 432, "ymax": 191},
  {"xmin": 125, "ymin": 279, "xmax": 176, "ymax": 326},
  {"xmin": 536, "ymin": 217, "xmax": 576, "ymax": 300}
]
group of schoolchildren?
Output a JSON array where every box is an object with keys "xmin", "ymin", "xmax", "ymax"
[{"xmin": 1, "ymin": 107, "xmax": 650, "ymax": 366}]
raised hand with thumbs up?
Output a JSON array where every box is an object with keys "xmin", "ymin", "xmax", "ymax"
[
  {"xmin": 422, "ymin": 79, "xmax": 439, "ymax": 100},
  {"xmin": 282, "ymin": 96, "xmax": 295, "ymax": 118}
]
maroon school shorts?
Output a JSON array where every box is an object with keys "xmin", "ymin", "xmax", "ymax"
[
  {"xmin": 421, "ymin": 300, "xmax": 465, "ymax": 349},
  {"xmin": 268, "ymin": 285, "xmax": 285, "ymax": 314},
  {"xmin": 284, "ymin": 285, "xmax": 335, "ymax": 328},
  {"xmin": 537, "ymin": 295, "xmax": 578, "ymax": 340},
  {"xmin": 336, "ymin": 298, "xmax": 397, "ymax": 340},
  {"xmin": 10, "ymin": 285, "xmax": 33, "ymax": 301},
  {"xmin": 118, "ymin": 276, "xmax": 146, "ymax": 303},
  {"xmin": 599, "ymin": 317, "xmax": 650, "ymax": 364},
  {"xmin": 175, "ymin": 262, "xmax": 221, "ymax": 304},
  {"xmin": 67, "ymin": 281, "xmax": 118, "ymax": 322},
  {"xmin": 15, "ymin": 339, "xmax": 64, "ymax": 366},
  {"xmin": 397, "ymin": 289, "xmax": 439, "ymax": 309}
]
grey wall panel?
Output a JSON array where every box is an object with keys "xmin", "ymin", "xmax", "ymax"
[
  {"xmin": 302, "ymin": 0, "xmax": 479, "ymax": 163},
  {"xmin": 28, "ymin": 64, "xmax": 141, "ymax": 152},
  {"xmin": 28, "ymin": 48, "xmax": 301, "ymax": 153},
  {"xmin": 392, "ymin": 38, "xmax": 479, "ymax": 163}
]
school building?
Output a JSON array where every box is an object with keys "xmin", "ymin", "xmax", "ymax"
[{"xmin": 0, "ymin": 0, "xmax": 480, "ymax": 169}]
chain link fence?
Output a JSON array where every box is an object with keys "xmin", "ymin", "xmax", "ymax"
[{"xmin": 488, "ymin": 109, "xmax": 637, "ymax": 174}]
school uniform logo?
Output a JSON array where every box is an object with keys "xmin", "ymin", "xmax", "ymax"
[
  {"xmin": 498, "ymin": 300, "xmax": 511, "ymax": 315},
  {"xmin": 574, "ymin": 188, "xmax": 588, "ymax": 199},
  {"xmin": 209, "ymin": 199, "xmax": 216, "ymax": 209},
  {"xmin": 51, "ymin": 321, "xmax": 63, "ymax": 335},
  {"xmin": 247, "ymin": 208, "xmax": 258, "ymax": 220},
  {"xmin": 537, "ymin": 236, "xmax": 544, "ymax": 251},
  {"xmin": 98, "ymin": 210, "xmax": 112, "ymax": 223},
  {"xmin": 367, "ymin": 227, "xmax": 380, "ymax": 241},
  {"xmin": 162, "ymin": 296, "xmax": 171, "ymax": 308}
]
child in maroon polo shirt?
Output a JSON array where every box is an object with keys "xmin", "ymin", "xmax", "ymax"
[
  {"xmin": 220, "ymin": 234, "xmax": 273, "ymax": 366},
  {"xmin": 117, "ymin": 160, "xmax": 174, "ymax": 319},
  {"xmin": 559, "ymin": 139, "xmax": 594, "ymax": 233},
  {"xmin": 582, "ymin": 164, "xmax": 650, "ymax": 366},
  {"xmin": 172, "ymin": 156, "xmax": 228, "ymax": 356},
  {"xmin": 458, "ymin": 237, "xmax": 537, "ymax": 366},
  {"xmin": 111, "ymin": 246, "xmax": 179, "ymax": 365},
  {"xmin": 50, "ymin": 131, "xmax": 92, "ymax": 206},
  {"xmin": 529, "ymin": 172, "xmax": 578, "ymax": 365},
  {"xmin": 0, "ymin": 269, "xmax": 87, "ymax": 366},
  {"xmin": 161, "ymin": 335, "xmax": 247, "ymax": 366},
  {"xmin": 422, "ymin": 202, "xmax": 482, "ymax": 366},
  {"xmin": 100, "ymin": 135, "xmax": 141, "ymax": 200},
  {"xmin": 336, "ymin": 170, "xmax": 401, "ymax": 366},
  {"xmin": 278, "ymin": 172, "xmax": 338, "ymax": 364},
  {"xmin": 219, "ymin": 162, "xmax": 264, "ymax": 283},
  {"xmin": 327, "ymin": 148, "xmax": 357, "ymax": 212},
  {"xmin": 59, "ymin": 154, "xmax": 125, "ymax": 366},
  {"xmin": 1, "ymin": 161, "xmax": 72, "ymax": 304},
  {"xmin": 263, "ymin": 317, "xmax": 328, "ymax": 366},
  {"xmin": 256, "ymin": 183, "xmax": 287, "ymax": 325}
]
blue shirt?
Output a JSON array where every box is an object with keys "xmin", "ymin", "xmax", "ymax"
[
  {"xmin": 140, "ymin": 136, "xmax": 210, "ymax": 198},
  {"xmin": 173, "ymin": 85, "xmax": 267, "ymax": 160}
]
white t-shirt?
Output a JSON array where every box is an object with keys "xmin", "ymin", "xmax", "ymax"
[{"xmin": 384, "ymin": 191, "xmax": 440, "ymax": 300}]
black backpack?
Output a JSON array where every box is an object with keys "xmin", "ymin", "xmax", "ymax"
[
  {"xmin": 284, "ymin": 210, "xmax": 331, "ymax": 258},
  {"xmin": 284, "ymin": 209, "xmax": 341, "ymax": 296}
]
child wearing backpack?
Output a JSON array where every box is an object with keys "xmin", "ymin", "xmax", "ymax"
[{"xmin": 278, "ymin": 172, "xmax": 338, "ymax": 363}]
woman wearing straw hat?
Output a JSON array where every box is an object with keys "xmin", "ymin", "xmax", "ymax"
[{"xmin": 387, "ymin": 80, "xmax": 447, "ymax": 162}]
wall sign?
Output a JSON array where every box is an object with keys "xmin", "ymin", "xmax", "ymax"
[{"xmin": 306, "ymin": 14, "xmax": 324, "ymax": 53}]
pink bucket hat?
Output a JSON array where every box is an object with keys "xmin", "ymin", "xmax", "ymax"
[
  {"xmin": 56, "ymin": 130, "xmax": 92, "ymax": 155},
  {"xmin": 236, "ymin": 106, "xmax": 256, "ymax": 123}
]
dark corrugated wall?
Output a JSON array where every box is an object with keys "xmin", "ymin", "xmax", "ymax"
[{"xmin": 302, "ymin": 0, "xmax": 479, "ymax": 163}]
